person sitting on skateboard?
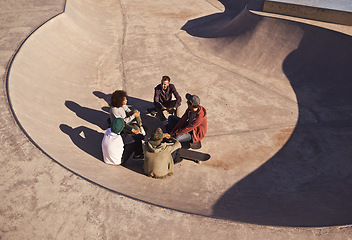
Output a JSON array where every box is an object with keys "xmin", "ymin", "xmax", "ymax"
[
  {"xmin": 143, "ymin": 128, "xmax": 181, "ymax": 179},
  {"xmin": 153, "ymin": 75, "xmax": 182, "ymax": 128},
  {"xmin": 168, "ymin": 93, "xmax": 207, "ymax": 146}
]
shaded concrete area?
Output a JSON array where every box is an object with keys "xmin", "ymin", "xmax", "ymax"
[
  {"xmin": 1, "ymin": 0, "xmax": 352, "ymax": 239},
  {"xmin": 180, "ymin": 1, "xmax": 352, "ymax": 226}
]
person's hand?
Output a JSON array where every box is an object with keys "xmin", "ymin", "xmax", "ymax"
[
  {"xmin": 132, "ymin": 128, "xmax": 141, "ymax": 134},
  {"xmin": 167, "ymin": 108, "xmax": 175, "ymax": 114},
  {"xmin": 163, "ymin": 133, "xmax": 171, "ymax": 139},
  {"xmin": 133, "ymin": 111, "xmax": 140, "ymax": 117}
]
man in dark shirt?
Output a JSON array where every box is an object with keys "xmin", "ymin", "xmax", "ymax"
[{"xmin": 154, "ymin": 76, "xmax": 182, "ymax": 127}]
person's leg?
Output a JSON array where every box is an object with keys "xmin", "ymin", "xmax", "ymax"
[
  {"xmin": 155, "ymin": 106, "xmax": 167, "ymax": 122},
  {"xmin": 166, "ymin": 100, "xmax": 178, "ymax": 116},
  {"xmin": 167, "ymin": 115, "xmax": 180, "ymax": 133},
  {"xmin": 126, "ymin": 109, "xmax": 143, "ymax": 127},
  {"xmin": 175, "ymin": 132, "xmax": 192, "ymax": 143},
  {"xmin": 175, "ymin": 106, "xmax": 180, "ymax": 117},
  {"xmin": 123, "ymin": 122, "xmax": 140, "ymax": 135},
  {"xmin": 121, "ymin": 143, "xmax": 135, "ymax": 165},
  {"xmin": 132, "ymin": 134, "xmax": 144, "ymax": 157}
]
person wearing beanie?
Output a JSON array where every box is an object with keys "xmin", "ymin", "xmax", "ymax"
[
  {"xmin": 102, "ymin": 118, "xmax": 144, "ymax": 165},
  {"xmin": 153, "ymin": 75, "xmax": 182, "ymax": 128},
  {"xmin": 143, "ymin": 128, "xmax": 181, "ymax": 179},
  {"xmin": 167, "ymin": 93, "xmax": 207, "ymax": 146}
]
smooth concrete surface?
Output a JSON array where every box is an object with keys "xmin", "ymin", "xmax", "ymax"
[
  {"xmin": 263, "ymin": 0, "xmax": 352, "ymax": 25},
  {"xmin": 2, "ymin": 0, "xmax": 352, "ymax": 239}
]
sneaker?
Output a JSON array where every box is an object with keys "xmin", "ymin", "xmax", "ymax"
[
  {"xmin": 140, "ymin": 126, "xmax": 146, "ymax": 136},
  {"xmin": 133, "ymin": 154, "xmax": 144, "ymax": 161}
]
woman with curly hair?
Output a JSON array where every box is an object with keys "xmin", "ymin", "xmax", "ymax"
[{"xmin": 110, "ymin": 90, "xmax": 146, "ymax": 135}]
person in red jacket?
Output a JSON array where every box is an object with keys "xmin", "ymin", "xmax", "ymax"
[{"xmin": 167, "ymin": 93, "xmax": 207, "ymax": 144}]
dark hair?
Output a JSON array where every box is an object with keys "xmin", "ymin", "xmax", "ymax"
[
  {"xmin": 161, "ymin": 75, "xmax": 170, "ymax": 82},
  {"xmin": 111, "ymin": 90, "xmax": 127, "ymax": 108}
]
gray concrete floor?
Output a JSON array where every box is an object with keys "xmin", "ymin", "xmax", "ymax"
[{"xmin": 1, "ymin": 0, "xmax": 352, "ymax": 239}]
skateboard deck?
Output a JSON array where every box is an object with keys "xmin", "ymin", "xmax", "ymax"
[{"xmin": 179, "ymin": 148, "xmax": 210, "ymax": 163}]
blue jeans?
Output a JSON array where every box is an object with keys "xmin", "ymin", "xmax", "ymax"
[{"xmin": 168, "ymin": 115, "xmax": 192, "ymax": 143}]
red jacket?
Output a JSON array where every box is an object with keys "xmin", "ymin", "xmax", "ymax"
[{"xmin": 171, "ymin": 105, "xmax": 207, "ymax": 143}]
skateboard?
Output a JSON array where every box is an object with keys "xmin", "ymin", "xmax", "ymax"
[{"xmin": 179, "ymin": 148, "xmax": 211, "ymax": 163}]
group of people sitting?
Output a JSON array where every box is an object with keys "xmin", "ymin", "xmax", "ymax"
[{"xmin": 101, "ymin": 75, "xmax": 207, "ymax": 179}]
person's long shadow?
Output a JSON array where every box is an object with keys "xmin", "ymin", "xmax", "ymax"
[
  {"xmin": 60, "ymin": 124, "xmax": 104, "ymax": 161},
  {"xmin": 93, "ymin": 91, "xmax": 111, "ymax": 113},
  {"xmin": 181, "ymin": 0, "xmax": 352, "ymax": 227},
  {"xmin": 65, "ymin": 100, "xmax": 110, "ymax": 130}
]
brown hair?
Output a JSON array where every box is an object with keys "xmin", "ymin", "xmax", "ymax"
[
  {"xmin": 161, "ymin": 75, "xmax": 170, "ymax": 82},
  {"xmin": 111, "ymin": 90, "xmax": 127, "ymax": 108}
]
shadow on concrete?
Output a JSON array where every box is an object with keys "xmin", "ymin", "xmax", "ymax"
[
  {"xmin": 65, "ymin": 100, "xmax": 110, "ymax": 130},
  {"xmin": 59, "ymin": 123, "xmax": 146, "ymax": 175},
  {"xmin": 182, "ymin": 0, "xmax": 352, "ymax": 227},
  {"xmin": 60, "ymin": 124, "xmax": 104, "ymax": 161},
  {"xmin": 181, "ymin": 0, "xmax": 264, "ymax": 38},
  {"xmin": 61, "ymin": 93, "xmax": 162, "ymax": 174},
  {"xmin": 93, "ymin": 90, "xmax": 111, "ymax": 110}
]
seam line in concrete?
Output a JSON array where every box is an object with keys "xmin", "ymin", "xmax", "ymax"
[{"xmin": 119, "ymin": 0, "xmax": 127, "ymax": 91}]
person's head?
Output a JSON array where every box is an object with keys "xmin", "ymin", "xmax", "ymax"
[
  {"xmin": 149, "ymin": 128, "xmax": 164, "ymax": 147},
  {"xmin": 161, "ymin": 75, "xmax": 170, "ymax": 90},
  {"xmin": 111, "ymin": 90, "xmax": 127, "ymax": 108},
  {"xmin": 111, "ymin": 118, "xmax": 125, "ymax": 134},
  {"xmin": 186, "ymin": 93, "xmax": 200, "ymax": 110}
]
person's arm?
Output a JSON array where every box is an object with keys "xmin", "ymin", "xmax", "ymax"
[
  {"xmin": 154, "ymin": 87, "xmax": 165, "ymax": 110},
  {"xmin": 171, "ymin": 84, "xmax": 182, "ymax": 109},
  {"xmin": 121, "ymin": 105, "xmax": 136, "ymax": 124},
  {"xmin": 124, "ymin": 124, "xmax": 133, "ymax": 132},
  {"xmin": 176, "ymin": 112, "xmax": 203, "ymax": 135},
  {"xmin": 167, "ymin": 138, "xmax": 181, "ymax": 153},
  {"xmin": 170, "ymin": 110, "xmax": 188, "ymax": 135},
  {"xmin": 168, "ymin": 158, "xmax": 174, "ymax": 174}
]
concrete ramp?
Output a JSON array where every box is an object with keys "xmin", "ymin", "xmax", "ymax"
[{"xmin": 7, "ymin": 0, "xmax": 352, "ymax": 227}]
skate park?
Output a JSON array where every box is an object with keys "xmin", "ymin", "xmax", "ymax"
[{"xmin": 1, "ymin": 0, "xmax": 352, "ymax": 238}]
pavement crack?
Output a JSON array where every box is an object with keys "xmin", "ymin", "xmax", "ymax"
[
  {"xmin": 119, "ymin": 0, "xmax": 127, "ymax": 91},
  {"xmin": 206, "ymin": 124, "xmax": 296, "ymax": 137}
]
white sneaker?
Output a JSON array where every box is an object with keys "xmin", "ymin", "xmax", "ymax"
[{"xmin": 140, "ymin": 126, "xmax": 146, "ymax": 136}]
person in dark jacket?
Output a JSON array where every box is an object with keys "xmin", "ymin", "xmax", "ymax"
[
  {"xmin": 154, "ymin": 76, "xmax": 182, "ymax": 127},
  {"xmin": 168, "ymin": 93, "xmax": 207, "ymax": 144}
]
